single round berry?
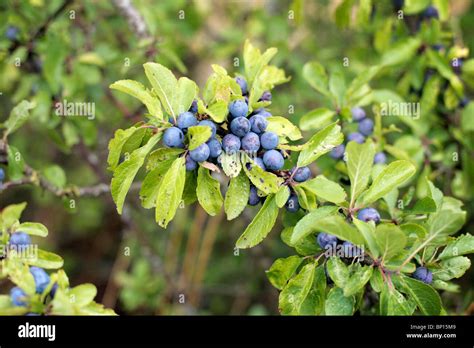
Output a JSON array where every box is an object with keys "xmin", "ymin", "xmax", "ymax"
[
  {"xmin": 259, "ymin": 91, "xmax": 272, "ymax": 102},
  {"xmin": 347, "ymin": 132, "xmax": 365, "ymax": 144},
  {"xmin": 358, "ymin": 118, "xmax": 374, "ymax": 136},
  {"xmin": 330, "ymin": 144, "xmax": 345, "ymax": 159},
  {"xmin": 260, "ymin": 132, "xmax": 279, "ymax": 150},
  {"xmin": 342, "ymin": 241, "xmax": 363, "ymax": 258},
  {"xmin": 292, "ymin": 167, "xmax": 311, "ymax": 182},
  {"xmin": 199, "ymin": 120, "xmax": 217, "ymax": 137},
  {"xmin": 177, "ymin": 111, "xmax": 198, "ymax": 131},
  {"xmin": 431, "ymin": 44, "xmax": 444, "ymax": 52},
  {"xmin": 10, "ymin": 287, "xmax": 28, "ymax": 307},
  {"xmin": 235, "ymin": 76, "xmax": 248, "ymax": 95},
  {"xmin": 351, "ymin": 107, "xmax": 366, "ymax": 122},
  {"xmin": 189, "ymin": 99, "xmax": 198, "ymax": 113},
  {"xmin": 9, "ymin": 232, "xmax": 31, "ymax": 251},
  {"xmin": 285, "ymin": 195, "xmax": 300, "ymax": 213},
  {"xmin": 241, "ymin": 132, "xmax": 260, "ymax": 153},
  {"xmin": 163, "ymin": 127, "xmax": 184, "ymax": 148},
  {"xmin": 30, "ymin": 267, "xmax": 50, "ymax": 294},
  {"xmin": 263, "ymin": 150, "xmax": 284, "ymax": 171},
  {"xmin": 5, "ymin": 26, "xmax": 19, "ymax": 41},
  {"xmin": 374, "ymin": 152, "xmax": 387, "ymax": 164},
  {"xmin": 357, "ymin": 208, "xmax": 381, "ymax": 224},
  {"xmin": 222, "ymin": 134, "xmax": 241, "ymax": 153},
  {"xmin": 423, "ymin": 5, "xmax": 439, "ymax": 19},
  {"xmin": 248, "ymin": 186, "xmax": 260, "ymax": 206},
  {"xmin": 230, "ymin": 117, "xmax": 251, "ymax": 137},
  {"xmin": 189, "ymin": 143, "xmax": 210, "ymax": 162},
  {"xmin": 459, "ymin": 97, "xmax": 469, "ymax": 108},
  {"xmin": 317, "ymin": 233, "xmax": 338, "ymax": 249},
  {"xmin": 185, "ymin": 155, "xmax": 198, "ymax": 171},
  {"xmin": 228, "ymin": 99, "xmax": 248, "ymax": 118},
  {"xmin": 249, "ymin": 115, "xmax": 268, "ymax": 134},
  {"xmin": 50, "ymin": 283, "xmax": 58, "ymax": 299},
  {"xmin": 413, "ymin": 266, "xmax": 433, "ymax": 284},
  {"xmin": 207, "ymin": 138, "xmax": 222, "ymax": 158},
  {"xmin": 0, "ymin": 168, "xmax": 5, "ymax": 182}
]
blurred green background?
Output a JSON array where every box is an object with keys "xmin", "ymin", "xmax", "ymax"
[{"xmin": 0, "ymin": 0, "xmax": 473, "ymax": 315}]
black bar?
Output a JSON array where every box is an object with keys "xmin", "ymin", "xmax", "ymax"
[{"xmin": 0, "ymin": 316, "xmax": 472, "ymax": 346}]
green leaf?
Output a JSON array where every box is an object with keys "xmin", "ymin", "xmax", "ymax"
[
  {"xmin": 155, "ymin": 156, "xmax": 186, "ymax": 228},
  {"xmin": 461, "ymin": 102, "xmax": 474, "ymax": 132},
  {"xmin": 290, "ymin": 206, "xmax": 340, "ymax": 245},
  {"xmin": 173, "ymin": 77, "xmax": 198, "ymax": 115},
  {"xmin": 375, "ymin": 224, "xmax": 407, "ymax": 262},
  {"xmin": 306, "ymin": 214, "xmax": 365, "ymax": 246},
  {"xmin": 42, "ymin": 165, "xmax": 67, "ymax": 189},
  {"xmin": 139, "ymin": 158, "xmax": 175, "ymax": 209},
  {"xmin": 110, "ymin": 80, "xmax": 162, "ymax": 119},
  {"xmin": 380, "ymin": 285, "xmax": 414, "ymax": 315},
  {"xmin": 266, "ymin": 255, "xmax": 303, "ymax": 290},
  {"xmin": 236, "ymin": 194, "xmax": 279, "ymax": 249},
  {"xmin": 224, "ymin": 172, "xmax": 250, "ymax": 220},
  {"xmin": 279, "ymin": 262, "xmax": 316, "ymax": 315},
  {"xmin": 7, "ymin": 145, "xmax": 25, "ymax": 180},
  {"xmin": 26, "ymin": 249, "xmax": 64, "ymax": 269},
  {"xmin": 346, "ymin": 66, "xmax": 381, "ymax": 100},
  {"xmin": 43, "ymin": 34, "xmax": 66, "ymax": 94},
  {"xmin": 275, "ymin": 185, "xmax": 291, "ymax": 208},
  {"xmin": 299, "ymin": 108, "xmax": 336, "ymax": 131},
  {"xmin": 107, "ymin": 126, "xmax": 141, "ymax": 171},
  {"xmin": 0, "ymin": 203, "xmax": 27, "ymax": 230},
  {"xmin": 353, "ymin": 219, "xmax": 379, "ymax": 258},
  {"xmin": 301, "ymin": 175, "xmax": 347, "ymax": 203},
  {"xmin": 302, "ymin": 61, "xmax": 330, "ymax": 97},
  {"xmin": 299, "ymin": 265, "xmax": 326, "ymax": 315},
  {"xmin": 4, "ymin": 100, "xmax": 34, "ymax": 136},
  {"xmin": 334, "ymin": 0, "xmax": 354, "ymax": 28},
  {"xmin": 204, "ymin": 100, "xmax": 228, "ymax": 123},
  {"xmin": 329, "ymin": 70, "xmax": 346, "ymax": 106},
  {"xmin": 326, "ymin": 257, "xmax": 350, "ymax": 289},
  {"xmin": 266, "ymin": 116, "xmax": 302, "ymax": 141},
  {"xmin": 143, "ymin": 62, "xmax": 178, "ymax": 119},
  {"xmin": 325, "ymin": 287, "xmax": 354, "ymax": 315},
  {"xmin": 435, "ymin": 256, "xmax": 471, "ymax": 281},
  {"xmin": 344, "ymin": 265, "xmax": 373, "ymax": 297},
  {"xmin": 111, "ymin": 133, "xmax": 161, "ymax": 214},
  {"xmin": 196, "ymin": 166, "xmax": 223, "ymax": 216},
  {"xmin": 438, "ymin": 233, "xmax": 474, "ymax": 260},
  {"xmin": 297, "ymin": 122, "xmax": 343, "ymax": 167},
  {"xmin": 241, "ymin": 153, "xmax": 282, "ymax": 194},
  {"xmin": 220, "ymin": 151, "xmax": 242, "ymax": 178},
  {"xmin": 405, "ymin": 197, "xmax": 437, "ymax": 215},
  {"xmin": 400, "ymin": 276, "xmax": 442, "ymax": 315},
  {"xmin": 69, "ymin": 284, "xmax": 97, "ymax": 307},
  {"xmin": 380, "ymin": 38, "xmax": 421, "ymax": 66},
  {"xmin": 360, "ymin": 160, "xmax": 416, "ymax": 206},
  {"xmin": 187, "ymin": 125, "xmax": 212, "ymax": 151},
  {"xmin": 17, "ymin": 222, "xmax": 48, "ymax": 237},
  {"xmin": 346, "ymin": 140, "xmax": 375, "ymax": 205}
]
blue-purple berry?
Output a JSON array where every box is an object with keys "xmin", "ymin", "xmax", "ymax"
[
  {"xmin": 9, "ymin": 232, "xmax": 31, "ymax": 251},
  {"xmin": 330, "ymin": 144, "xmax": 345, "ymax": 159},
  {"xmin": 228, "ymin": 99, "xmax": 248, "ymax": 118},
  {"xmin": 235, "ymin": 76, "xmax": 248, "ymax": 95},
  {"xmin": 189, "ymin": 99, "xmax": 198, "ymax": 113},
  {"xmin": 317, "ymin": 233, "xmax": 338, "ymax": 249},
  {"xmin": 285, "ymin": 195, "xmax": 300, "ymax": 212},
  {"xmin": 292, "ymin": 167, "xmax": 311, "ymax": 182},
  {"xmin": 342, "ymin": 241, "xmax": 363, "ymax": 258},
  {"xmin": 423, "ymin": 6, "xmax": 439, "ymax": 19},
  {"xmin": 249, "ymin": 115, "xmax": 268, "ymax": 134},
  {"xmin": 207, "ymin": 138, "xmax": 222, "ymax": 158},
  {"xmin": 248, "ymin": 186, "xmax": 260, "ymax": 206},
  {"xmin": 199, "ymin": 120, "xmax": 217, "ymax": 138},
  {"xmin": 351, "ymin": 107, "xmax": 366, "ymax": 122},
  {"xmin": 10, "ymin": 287, "xmax": 28, "ymax": 307},
  {"xmin": 374, "ymin": 152, "xmax": 387, "ymax": 164},
  {"xmin": 347, "ymin": 132, "xmax": 365, "ymax": 144},
  {"xmin": 241, "ymin": 132, "xmax": 260, "ymax": 153},
  {"xmin": 30, "ymin": 267, "xmax": 50, "ymax": 294},
  {"xmin": 357, "ymin": 208, "xmax": 381, "ymax": 224},
  {"xmin": 358, "ymin": 118, "xmax": 374, "ymax": 136},
  {"xmin": 413, "ymin": 266, "xmax": 433, "ymax": 284},
  {"xmin": 222, "ymin": 134, "xmax": 241, "ymax": 153},
  {"xmin": 163, "ymin": 127, "xmax": 184, "ymax": 148},
  {"xmin": 259, "ymin": 91, "xmax": 272, "ymax": 102},
  {"xmin": 177, "ymin": 111, "xmax": 198, "ymax": 131},
  {"xmin": 230, "ymin": 117, "xmax": 251, "ymax": 137},
  {"xmin": 189, "ymin": 143, "xmax": 210, "ymax": 162},
  {"xmin": 260, "ymin": 132, "xmax": 279, "ymax": 150},
  {"xmin": 185, "ymin": 155, "xmax": 198, "ymax": 171},
  {"xmin": 263, "ymin": 150, "xmax": 284, "ymax": 171}
]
